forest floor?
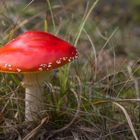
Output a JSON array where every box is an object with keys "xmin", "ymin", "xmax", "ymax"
[{"xmin": 0, "ymin": 0, "xmax": 140, "ymax": 140}]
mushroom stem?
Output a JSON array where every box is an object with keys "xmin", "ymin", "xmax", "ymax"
[{"xmin": 23, "ymin": 72, "xmax": 48, "ymax": 121}]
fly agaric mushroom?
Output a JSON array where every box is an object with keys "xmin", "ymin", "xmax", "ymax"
[{"xmin": 0, "ymin": 31, "xmax": 78, "ymax": 121}]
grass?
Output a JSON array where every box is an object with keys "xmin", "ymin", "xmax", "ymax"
[{"xmin": 0, "ymin": 0, "xmax": 140, "ymax": 139}]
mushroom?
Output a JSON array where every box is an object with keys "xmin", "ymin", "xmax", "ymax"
[{"xmin": 0, "ymin": 31, "xmax": 78, "ymax": 121}]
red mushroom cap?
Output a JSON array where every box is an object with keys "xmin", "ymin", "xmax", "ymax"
[{"xmin": 0, "ymin": 31, "xmax": 78, "ymax": 73}]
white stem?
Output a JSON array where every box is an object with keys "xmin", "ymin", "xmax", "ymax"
[{"xmin": 23, "ymin": 72, "xmax": 48, "ymax": 121}]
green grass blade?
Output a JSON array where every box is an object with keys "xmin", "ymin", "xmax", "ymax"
[
  {"xmin": 46, "ymin": 0, "xmax": 56, "ymax": 32},
  {"xmin": 74, "ymin": 0, "xmax": 99, "ymax": 46}
]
